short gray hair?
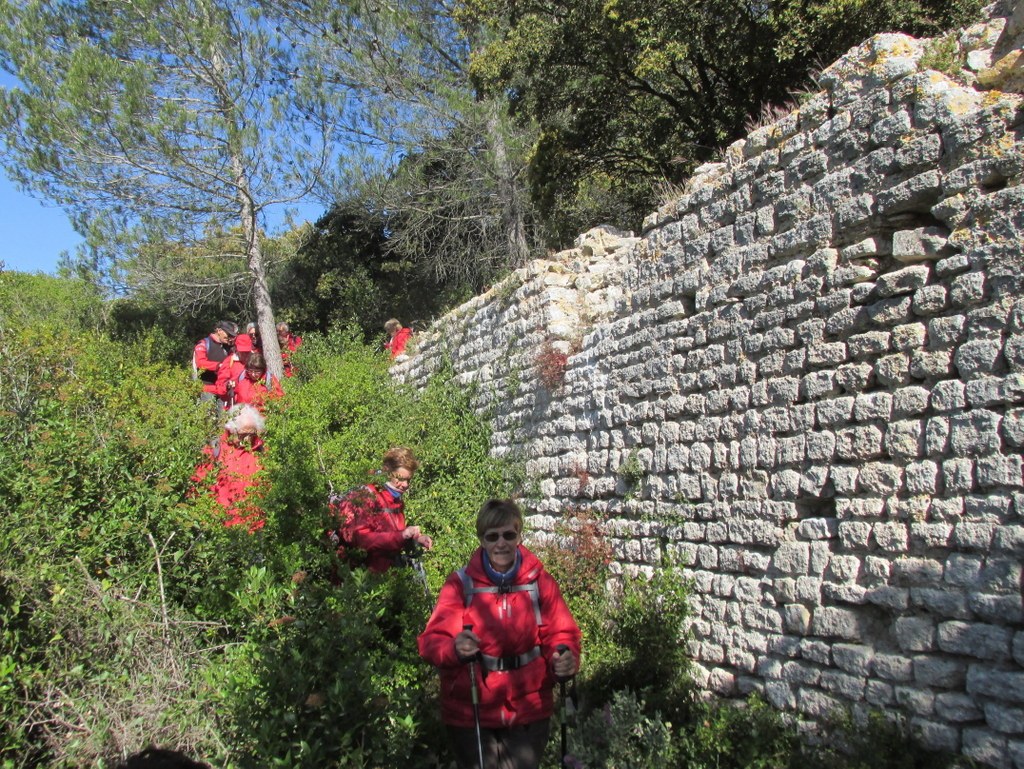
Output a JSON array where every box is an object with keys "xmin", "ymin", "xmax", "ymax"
[{"xmin": 224, "ymin": 404, "xmax": 265, "ymax": 435}]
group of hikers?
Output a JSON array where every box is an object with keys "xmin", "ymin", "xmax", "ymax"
[{"xmin": 186, "ymin": 317, "xmax": 580, "ymax": 769}]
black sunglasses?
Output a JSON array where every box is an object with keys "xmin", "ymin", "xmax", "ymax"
[{"xmin": 482, "ymin": 531, "xmax": 519, "ymax": 543}]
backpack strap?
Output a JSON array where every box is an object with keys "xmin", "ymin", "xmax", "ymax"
[
  {"xmin": 457, "ymin": 568, "xmax": 543, "ymax": 626},
  {"xmin": 457, "ymin": 567, "xmax": 544, "ymax": 672}
]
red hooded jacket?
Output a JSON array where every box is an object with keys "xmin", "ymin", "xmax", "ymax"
[{"xmin": 418, "ymin": 546, "xmax": 581, "ymax": 729}]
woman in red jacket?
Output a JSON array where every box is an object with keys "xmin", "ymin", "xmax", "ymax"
[
  {"xmin": 333, "ymin": 446, "xmax": 433, "ymax": 572},
  {"xmin": 419, "ymin": 499, "xmax": 580, "ymax": 769},
  {"xmin": 192, "ymin": 404, "xmax": 267, "ymax": 531}
]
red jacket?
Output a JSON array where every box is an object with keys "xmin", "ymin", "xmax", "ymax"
[
  {"xmin": 192, "ymin": 432, "xmax": 266, "ymax": 530},
  {"xmin": 281, "ymin": 334, "xmax": 302, "ymax": 377},
  {"xmin": 332, "ymin": 483, "xmax": 407, "ymax": 572},
  {"xmin": 418, "ymin": 546, "xmax": 581, "ymax": 729},
  {"xmin": 214, "ymin": 360, "xmax": 282, "ymax": 410},
  {"xmin": 385, "ymin": 327, "xmax": 412, "ymax": 358},
  {"xmin": 213, "ymin": 356, "xmax": 245, "ymax": 406},
  {"xmin": 193, "ymin": 336, "xmax": 231, "ymax": 394}
]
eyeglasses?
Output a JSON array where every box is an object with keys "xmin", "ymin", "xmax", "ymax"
[{"xmin": 482, "ymin": 531, "xmax": 519, "ymax": 543}]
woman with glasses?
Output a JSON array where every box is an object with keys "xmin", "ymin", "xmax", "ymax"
[
  {"xmin": 331, "ymin": 446, "xmax": 433, "ymax": 573},
  {"xmin": 418, "ymin": 499, "xmax": 580, "ymax": 769}
]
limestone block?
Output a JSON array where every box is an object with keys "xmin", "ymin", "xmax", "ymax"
[
  {"xmin": 984, "ymin": 702, "xmax": 1024, "ymax": 735},
  {"xmin": 876, "ymin": 524, "xmax": 909, "ymax": 552},
  {"xmin": 940, "ymin": 622, "xmax": 1013, "ymax": 661},
  {"xmin": 967, "ymin": 376, "xmax": 1024, "ymax": 408},
  {"xmin": 932, "ymin": 380, "xmax": 967, "ymax": 412},
  {"xmin": 914, "ymin": 284, "xmax": 949, "ymax": 315},
  {"xmin": 962, "ymin": 727, "xmax": 1010, "ymax": 769},
  {"xmin": 968, "ymin": 664, "xmax": 1024, "ymax": 703},
  {"xmin": 956, "ymin": 340, "xmax": 1005, "ymax": 378},
  {"xmin": 911, "ymin": 718, "xmax": 961, "ymax": 753},
  {"xmin": 977, "ymin": 454, "xmax": 1024, "ymax": 488},
  {"xmin": 936, "ymin": 691, "xmax": 983, "ymax": 722},
  {"xmin": 866, "ymin": 680, "xmax": 895, "ymax": 706},
  {"xmin": 838, "ymin": 521, "xmax": 872, "ymax": 549},
  {"xmin": 914, "ymin": 655, "xmax": 968, "ymax": 688},
  {"xmin": 951, "ymin": 272, "xmax": 987, "ymax": 307},
  {"xmin": 880, "ymin": 177, "xmax": 945, "ymax": 221},
  {"xmin": 810, "ymin": 606, "xmax": 865, "ymax": 640},
  {"xmin": 820, "ymin": 669, "xmax": 867, "ymax": 701},
  {"xmin": 908, "ymin": 520, "xmax": 950, "ymax": 548},
  {"xmin": 895, "ymin": 684, "xmax": 936, "ymax": 716},
  {"xmin": 875, "ymin": 653, "xmax": 914, "ymax": 682},
  {"xmin": 950, "ymin": 410, "xmax": 1003, "ymax": 456},
  {"xmin": 836, "ymin": 425, "xmax": 885, "ymax": 460},
  {"xmin": 895, "ymin": 616, "xmax": 937, "ymax": 652},
  {"xmin": 911, "ymin": 588, "xmax": 972, "ymax": 620},
  {"xmin": 994, "ymin": 525, "xmax": 1024, "ymax": 555}
]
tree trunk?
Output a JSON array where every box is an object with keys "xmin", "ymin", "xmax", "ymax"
[
  {"xmin": 229, "ymin": 148, "xmax": 283, "ymax": 381},
  {"xmin": 486, "ymin": 100, "xmax": 530, "ymax": 267}
]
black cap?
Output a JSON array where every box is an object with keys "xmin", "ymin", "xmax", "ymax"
[{"xmin": 215, "ymin": 320, "xmax": 238, "ymax": 337}]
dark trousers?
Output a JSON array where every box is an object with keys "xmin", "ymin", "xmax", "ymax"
[{"xmin": 447, "ymin": 718, "xmax": 551, "ymax": 769}]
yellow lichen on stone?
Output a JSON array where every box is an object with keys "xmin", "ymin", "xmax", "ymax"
[{"xmin": 977, "ymin": 50, "xmax": 1024, "ymax": 92}]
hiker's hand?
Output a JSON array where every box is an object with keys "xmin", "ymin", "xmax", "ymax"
[
  {"xmin": 552, "ymin": 648, "xmax": 576, "ymax": 678},
  {"xmin": 455, "ymin": 629, "xmax": 480, "ymax": 659},
  {"xmin": 416, "ymin": 533, "xmax": 433, "ymax": 550},
  {"xmin": 402, "ymin": 525, "xmax": 422, "ymax": 540}
]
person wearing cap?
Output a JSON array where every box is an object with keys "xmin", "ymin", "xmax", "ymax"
[
  {"xmin": 213, "ymin": 333, "xmax": 255, "ymax": 409},
  {"xmin": 193, "ymin": 321, "xmax": 237, "ymax": 401}
]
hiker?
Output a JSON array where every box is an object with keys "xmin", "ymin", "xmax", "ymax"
[
  {"xmin": 383, "ymin": 318, "xmax": 413, "ymax": 359},
  {"xmin": 191, "ymin": 404, "xmax": 267, "ymax": 531},
  {"xmin": 193, "ymin": 320, "xmax": 237, "ymax": 401},
  {"xmin": 213, "ymin": 333, "xmax": 255, "ymax": 409},
  {"xmin": 215, "ymin": 348, "xmax": 280, "ymax": 411},
  {"xmin": 327, "ymin": 446, "xmax": 433, "ymax": 572},
  {"xmin": 277, "ymin": 322, "xmax": 301, "ymax": 377},
  {"xmin": 245, "ymin": 321, "xmax": 263, "ymax": 352},
  {"xmin": 418, "ymin": 499, "xmax": 580, "ymax": 769}
]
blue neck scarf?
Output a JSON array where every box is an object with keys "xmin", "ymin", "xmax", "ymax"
[
  {"xmin": 384, "ymin": 484, "xmax": 402, "ymax": 500},
  {"xmin": 482, "ymin": 548, "xmax": 521, "ymax": 587}
]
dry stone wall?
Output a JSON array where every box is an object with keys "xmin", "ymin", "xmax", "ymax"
[{"xmin": 394, "ymin": 5, "xmax": 1024, "ymax": 767}]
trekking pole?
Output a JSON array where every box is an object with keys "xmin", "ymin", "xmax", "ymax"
[
  {"xmin": 556, "ymin": 644, "xmax": 576, "ymax": 768},
  {"xmin": 464, "ymin": 624, "xmax": 486, "ymax": 769}
]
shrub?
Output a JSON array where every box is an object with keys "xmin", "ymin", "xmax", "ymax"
[{"xmin": 536, "ymin": 339, "xmax": 570, "ymax": 391}]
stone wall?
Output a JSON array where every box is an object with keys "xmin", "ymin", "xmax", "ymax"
[{"xmin": 393, "ymin": 6, "xmax": 1024, "ymax": 767}]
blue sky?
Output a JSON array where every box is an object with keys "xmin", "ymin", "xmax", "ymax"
[{"xmin": 0, "ymin": 175, "xmax": 82, "ymax": 274}]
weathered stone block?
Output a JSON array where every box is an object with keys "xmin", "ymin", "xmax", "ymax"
[
  {"xmin": 913, "ymin": 655, "xmax": 967, "ymax": 688},
  {"xmin": 939, "ymin": 622, "xmax": 1012, "ymax": 661},
  {"xmin": 894, "ymin": 616, "xmax": 936, "ymax": 652},
  {"xmin": 811, "ymin": 606, "xmax": 865, "ymax": 640},
  {"xmin": 935, "ymin": 691, "xmax": 983, "ymax": 722}
]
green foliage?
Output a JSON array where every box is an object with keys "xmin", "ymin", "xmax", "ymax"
[
  {"xmin": 0, "ymin": 270, "xmax": 105, "ymax": 332},
  {"xmin": 460, "ymin": 0, "xmax": 984, "ymax": 244},
  {"xmin": 920, "ymin": 33, "xmax": 967, "ymax": 78},
  {"xmin": 567, "ymin": 690, "xmax": 676, "ymax": 769},
  {"xmin": 218, "ymin": 566, "xmax": 444, "ymax": 768},
  {"xmin": 677, "ymin": 696, "xmax": 797, "ymax": 769},
  {"xmin": 617, "ymin": 450, "xmax": 644, "ymax": 487}
]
